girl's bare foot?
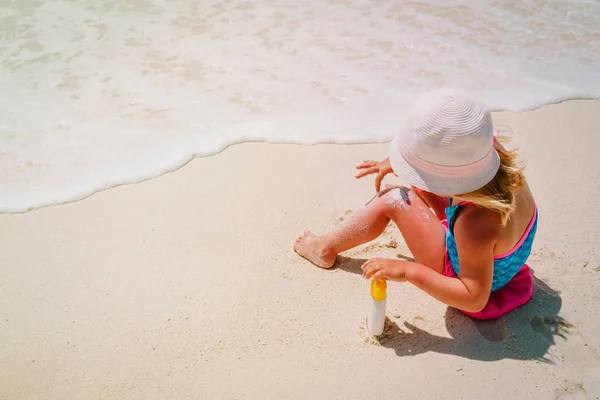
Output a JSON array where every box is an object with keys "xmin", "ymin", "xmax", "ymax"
[{"xmin": 293, "ymin": 231, "xmax": 337, "ymax": 269}]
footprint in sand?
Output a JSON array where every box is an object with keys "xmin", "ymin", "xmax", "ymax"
[{"xmin": 554, "ymin": 381, "xmax": 588, "ymax": 400}]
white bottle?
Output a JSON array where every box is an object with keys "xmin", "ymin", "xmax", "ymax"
[{"xmin": 367, "ymin": 278, "xmax": 387, "ymax": 336}]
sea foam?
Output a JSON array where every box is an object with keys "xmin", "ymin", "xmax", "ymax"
[{"xmin": 1, "ymin": 0, "xmax": 599, "ymax": 212}]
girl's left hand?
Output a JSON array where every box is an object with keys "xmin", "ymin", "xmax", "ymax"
[{"xmin": 361, "ymin": 258, "xmax": 407, "ymax": 282}]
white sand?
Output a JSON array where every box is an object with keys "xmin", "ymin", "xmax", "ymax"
[{"xmin": 1, "ymin": 100, "xmax": 600, "ymax": 399}]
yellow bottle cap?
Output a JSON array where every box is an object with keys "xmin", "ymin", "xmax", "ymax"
[{"xmin": 370, "ymin": 278, "xmax": 387, "ymax": 301}]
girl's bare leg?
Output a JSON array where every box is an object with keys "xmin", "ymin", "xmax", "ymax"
[{"xmin": 294, "ymin": 186, "xmax": 447, "ymax": 273}]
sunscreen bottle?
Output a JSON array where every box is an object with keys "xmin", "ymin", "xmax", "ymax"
[{"xmin": 367, "ymin": 278, "xmax": 386, "ymax": 336}]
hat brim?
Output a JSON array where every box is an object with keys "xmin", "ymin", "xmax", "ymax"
[{"xmin": 389, "ymin": 136, "xmax": 501, "ymax": 196}]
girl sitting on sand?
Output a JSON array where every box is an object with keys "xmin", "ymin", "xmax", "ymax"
[{"xmin": 294, "ymin": 88, "xmax": 538, "ymax": 320}]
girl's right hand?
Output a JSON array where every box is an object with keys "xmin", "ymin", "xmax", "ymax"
[{"xmin": 355, "ymin": 158, "xmax": 394, "ymax": 192}]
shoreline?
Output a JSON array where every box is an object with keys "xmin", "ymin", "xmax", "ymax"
[{"xmin": 3, "ymin": 98, "xmax": 599, "ymax": 215}]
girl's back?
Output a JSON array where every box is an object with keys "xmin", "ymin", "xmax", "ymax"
[
  {"xmin": 494, "ymin": 183, "xmax": 536, "ymax": 257},
  {"xmin": 457, "ymin": 183, "xmax": 537, "ymax": 258}
]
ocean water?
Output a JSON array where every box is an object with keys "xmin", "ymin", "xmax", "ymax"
[{"xmin": 1, "ymin": 0, "xmax": 599, "ymax": 212}]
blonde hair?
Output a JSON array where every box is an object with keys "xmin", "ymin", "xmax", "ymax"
[{"xmin": 451, "ymin": 136, "xmax": 525, "ymax": 226}]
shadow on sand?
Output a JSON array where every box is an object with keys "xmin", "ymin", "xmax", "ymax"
[{"xmin": 336, "ymin": 256, "xmax": 570, "ymax": 362}]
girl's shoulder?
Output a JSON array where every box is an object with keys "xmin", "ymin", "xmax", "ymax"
[{"xmin": 453, "ymin": 204, "xmax": 501, "ymax": 246}]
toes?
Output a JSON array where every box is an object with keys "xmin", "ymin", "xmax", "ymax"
[
  {"xmin": 295, "ymin": 232, "xmax": 310, "ymax": 246},
  {"xmin": 297, "ymin": 231, "xmax": 311, "ymax": 241}
]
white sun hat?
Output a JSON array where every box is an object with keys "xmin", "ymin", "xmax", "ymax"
[{"xmin": 389, "ymin": 88, "xmax": 500, "ymax": 195}]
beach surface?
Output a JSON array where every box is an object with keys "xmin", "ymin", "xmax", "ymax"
[{"xmin": 2, "ymin": 100, "xmax": 600, "ymax": 399}]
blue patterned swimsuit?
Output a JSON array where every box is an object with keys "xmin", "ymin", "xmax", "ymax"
[{"xmin": 445, "ymin": 200, "xmax": 538, "ymax": 291}]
